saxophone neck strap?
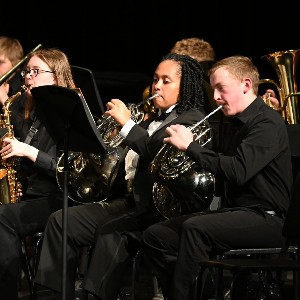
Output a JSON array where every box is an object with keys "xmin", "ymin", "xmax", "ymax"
[{"xmin": 24, "ymin": 119, "xmax": 41, "ymax": 145}]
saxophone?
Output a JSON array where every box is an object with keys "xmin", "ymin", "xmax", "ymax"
[{"xmin": 0, "ymin": 85, "xmax": 28, "ymax": 204}]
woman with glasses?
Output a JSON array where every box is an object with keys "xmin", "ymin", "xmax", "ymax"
[{"xmin": 0, "ymin": 48, "xmax": 77, "ymax": 299}]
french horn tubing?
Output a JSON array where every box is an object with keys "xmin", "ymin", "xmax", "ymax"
[
  {"xmin": 149, "ymin": 105, "xmax": 223, "ymax": 219},
  {"xmin": 56, "ymin": 93, "xmax": 159, "ymax": 204}
]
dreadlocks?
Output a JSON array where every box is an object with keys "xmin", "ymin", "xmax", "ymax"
[{"xmin": 159, "ymin": 53, "xmax": 207, "ymax": 114}]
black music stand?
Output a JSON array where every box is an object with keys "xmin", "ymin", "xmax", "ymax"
[
  {"xmin": 31, "ymin": 85, "xmax": 107, "ymax": 299},
  {"xmin": 71, "ymin": 65, "xmax": 105, "ymax": 117}
]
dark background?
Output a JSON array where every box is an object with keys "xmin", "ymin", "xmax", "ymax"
[{"xmin": 2, "ymin": 1, "xmax": 300, "ymax": 104}]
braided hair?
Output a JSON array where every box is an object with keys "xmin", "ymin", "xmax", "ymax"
[{"xmin": 158, "ymin": 53, "xmax": 207, "ymax": 114}]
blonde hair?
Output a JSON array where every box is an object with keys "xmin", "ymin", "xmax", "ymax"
[
  {"xmin": 170, "ymin": 37, "xmax": 215, "ymax": 62},
  {"xmin": 0, "ymin": 36, "xmax": 24, "ymax": 66},
  {"xmin": 209, "ymin": 56, "xmax": 260, "ymax": 95},
  {"xmin": 24, "ymin": 48, "xmax": 76, "ymax": 119},
  {"xmin": 25, "ymin": 48, "xmax": 76, "ymax": 89}
]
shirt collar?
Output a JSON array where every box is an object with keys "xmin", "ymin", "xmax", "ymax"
[
  {"xmin": 158, "ymin": 104, "xmax": 177, "ymax": 115},
  {"xmin": 233, "ymin": 97, "xmax": 263, "ymax": 124}
]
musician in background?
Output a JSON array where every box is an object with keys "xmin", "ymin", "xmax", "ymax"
[
  {"xmin": 0, "ymin": 36, "xmax": 24, "ymax": 106},
  {"xmin": 170, "ymin": 37, "xmax": 216, "ymax": 114},
  {"xmin": 142, "ymin": 56, "xmax": 293, "ymax": 300},
  {"xmin": 0, "ymin": 48, "xmax": 77, "ymax": 299},
  {"xmin": 262, "ymin": 88, "xmax": 281, "ymax": 109},
  {"xmin": 35, "ymin": 53, "xmax": 211, "ymax": 300}
]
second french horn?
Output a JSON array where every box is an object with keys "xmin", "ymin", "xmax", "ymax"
[{"xmin": 149, "ymin": 105, "xmax": 222, "ymax": 219}]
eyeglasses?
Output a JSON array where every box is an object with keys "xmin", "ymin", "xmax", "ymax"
[{"xmin": 21, "ymin": 69, "xmax": 55, "ymax": 78}]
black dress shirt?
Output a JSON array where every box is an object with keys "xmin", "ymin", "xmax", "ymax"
[
  {"xmin": 186, "ymin": 97, "xmax": 293, "ymax": 214},
  {"xmin": 12, "ymin": 99, "xmax": 62, "ymax": 199}
]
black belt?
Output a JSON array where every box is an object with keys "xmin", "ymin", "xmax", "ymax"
[{"xmin": 265, "ymin": 210, "xmax": 283, "ymax": 218}]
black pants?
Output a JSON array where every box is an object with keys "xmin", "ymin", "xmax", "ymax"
[
  {"xmin": 0, "ymin": 196, "xmax": 64, "ymax": 300},
  {"xmin": 35, "ymin": 198, "xmax": 128, "ymax": 300},
  {"xmin": 142, "ymin": 209, "xmax": 286, "ymax": 300},
  {"xmin": 35, "ymin": 198, "xmax": 163, "ymax": 300}
]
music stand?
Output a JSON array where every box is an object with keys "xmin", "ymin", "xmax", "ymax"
[
  {"xmin": 71, "ymin": 65, "xmax": 105, "ymax": 117},
  {"xmin": 31, "ymin": 85, "xmax": 107, "ymax": 299}
]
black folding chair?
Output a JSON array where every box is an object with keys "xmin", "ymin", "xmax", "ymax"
[{"xmin": 196, "ymin": 172, "xmax": 300, "ymax": 300}]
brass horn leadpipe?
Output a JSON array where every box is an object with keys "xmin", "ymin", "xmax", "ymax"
[
  {"xmin": 190, "ymin": 105, "xmax": 223, "ymax": 138},
  {"xmin": 102, "ymin": 93, "xmax": 159, "ymax": 124},
  {"xmin": 0, "ymin": 44, "xmax": 42, "ymax": 86},
  {"xmin": 136, "ymin": 93, "xmax": 159, "ymax": 107},
  {"xmin": 136, "ymin": 93, "xmax": 159, "ymax": 116}
]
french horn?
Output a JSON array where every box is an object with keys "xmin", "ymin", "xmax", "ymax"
[
  {"xmin": 56, "ymin": 94, "xmax": 158, "ymax": 204},
  {"xmin": 149, "ymin": 105, "xmax": 222, "ymax": 219}
]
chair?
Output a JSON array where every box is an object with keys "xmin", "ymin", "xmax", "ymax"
[
  {"xmin": 83, "ymin": 239, "xmax": 163, "ymax": 300},
  {"xmin": 196, "ymin": 172, "xmax": 300, "ymax": 300},
  {"xmin": 20, "ymin": 232, "xmax": 44, "ymax": 300}
]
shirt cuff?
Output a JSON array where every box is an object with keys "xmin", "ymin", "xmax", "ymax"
[{"xmin": 120, "ymin": 119, "xmax": 136, "ymax": 138}]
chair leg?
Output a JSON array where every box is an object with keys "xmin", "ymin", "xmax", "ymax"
[
  {"xmin": 152, "ymin": 275, "xmax": 164, "ymax": 300},
  {"xmin": 131, "ymin": 249, "xmax": 144, "ymax": 300},
  {"xmin": 258, "ymin": 271, "xmax": 272, "ymax": 300},
  {"xmin": 20, "ymin": 233, "xmax": 44, "ymax": 300},
  {"xmin": 215, "ymin": 268, "xmax": 225, "ymax": 300},
  {"xmin": 20, "ymin": 239, "xmax": 34, "ymax": 300},
  {"xmin": 131, "ymin": 254, "xmax": 137, "ymax": 300},
  {"xmin": 31, "ymin": 233, "xmax": 44, "ymax": 300},
  {"xmin": 195, "ymin": 267, "xmax": 213, "ymax": 300},
  {"xmin": 293, "ymin": 270, "xmax": 300, "ymax": 300}
]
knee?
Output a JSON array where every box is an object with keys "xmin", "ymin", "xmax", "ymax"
[
  {"xmin": 182, "ymin": 217, "xmax": 207, "ymax": 235},
  {"xmin": 142, "ymin": 224, "xmax": 162, "ymax": 246},
  {"xmin": 46, "ymin": 209, "xmax": 63, "ymax": 231},
  {"xmin": 0, "ymin": 204, "xmax": 17, "ymax": 229}
]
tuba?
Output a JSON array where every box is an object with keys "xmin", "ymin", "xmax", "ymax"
[
  {"xmin": 260, "ymin": 49, "xmax": 300, "ymax": 124},
  {"xmin": 56, "ymin": 94, "xmax": 158, "ymax": 204},
  {"xmin": 0, "ymin": 85, "xmax": 28, "ymax": 204},
  {"xmin": 149, "ymin": 105, "xmax": 222, "ymax": 219}
]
